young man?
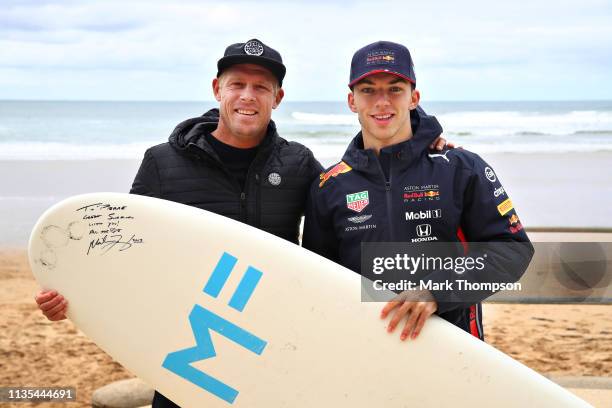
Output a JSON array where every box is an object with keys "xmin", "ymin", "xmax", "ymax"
[{"xmin": 303, "ymin": 41, "xmax": 534, "ymax": 342}]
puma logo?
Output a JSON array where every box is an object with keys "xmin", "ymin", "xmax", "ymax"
[{"xmin": 428, "ymin": 150, "xmax": 451, "ymax": 163}]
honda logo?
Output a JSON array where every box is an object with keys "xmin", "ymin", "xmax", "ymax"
[{"xmin": 416, "ymin": 224, "xmax": 432, "ymax": 237}]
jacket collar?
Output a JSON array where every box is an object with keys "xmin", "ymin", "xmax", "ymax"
[
  {"xmin": 169, "ymin": 108, "xmax": 280, "ymax": 159},
  {"xmin": 341, "ymin": 106, "xmax": 443, "ymax": 175}
]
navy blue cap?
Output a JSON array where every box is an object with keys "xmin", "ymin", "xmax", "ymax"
[
  {"xmin": 349, "ymin": 41, "xmax": 416, "ymax": 88},
  {"xmin": 217, "ymin": 39, "xmax": 286, "ymax": 86}
]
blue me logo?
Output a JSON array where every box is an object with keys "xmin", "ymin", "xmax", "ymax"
[{"xmin": 162, "ymin": 252, "xmax": 266, "ymax": 404}]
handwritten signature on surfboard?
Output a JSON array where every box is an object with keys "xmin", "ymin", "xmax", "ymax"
[{"xmin": 76, "ymin": 202, "xmax": 144, "ymax": 255}]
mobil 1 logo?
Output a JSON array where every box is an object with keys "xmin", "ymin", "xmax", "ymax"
[{"xmin": 405, "ymin": 209, "xmax": 442, "ymax": 221}]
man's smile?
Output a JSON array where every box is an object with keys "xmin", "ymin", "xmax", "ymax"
[
  {"xmin": 236, "ymin": 109, "xmax": 257, "ymax": 116},
  {"xmin": 371, "ymin": 113, "xmax": 395, "ymax": 123}
]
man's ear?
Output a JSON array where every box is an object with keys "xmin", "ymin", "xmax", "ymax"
[
  {"xmin": 410, "ymin": 89, "xmax": 421, "ymax": 110},
  {"xmin": 348, "ymin": 92, "xmax": 357, "ymax": 113},
  {"xmin": 212, "ymin": 78, "xmax": 221, "ymax": 102},
  {"xmin": 273, "ymin": 88, "xmax": 284, "ymax": 109}
]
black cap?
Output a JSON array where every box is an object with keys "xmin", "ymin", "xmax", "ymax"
[
  {"xmin": 349, "ymin": 41, "xmax": 416, "ymax": 88},
  {"xmin": 217, "ymin": 39, "xmax": 286, "ymax": 86}
]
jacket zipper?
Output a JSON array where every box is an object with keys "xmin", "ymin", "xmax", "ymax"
[
  {"xmin": 243, "ymin": 146, "xmax": 271, "ymax": 225},
  {"xmin": 189, "ymin": 141, "xmax": 270, "ymax": 225},
  {"xmin": 385, "ymin": 179, "xmax": 395, "ymax": 240},
  {"xmin": 254, "ymin": 173, "xmax": 261, "ymax": 228},
  {"xmin": 240, "ymin": 191, "xmax": 247, "ymax": 222},
  {"xmin": 189, "ymin": 143, "xmax": 245, "ymax": 220},
  {"xmin": 374, "ymin": 154, "xmax": 395, "ymax": 241}
]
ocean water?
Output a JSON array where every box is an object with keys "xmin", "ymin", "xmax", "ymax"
[
  {"xmin": 1, "ymin": 100, "xmax": 612, "ymax": 165},
  {"xmin": 1, "ymin": 100, "xmax": 611, "ymax": 245}
]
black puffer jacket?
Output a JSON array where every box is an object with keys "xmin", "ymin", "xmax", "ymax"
[{"xmin": 130, "ymin": 108, "xmax": 323, "ymax": 243}]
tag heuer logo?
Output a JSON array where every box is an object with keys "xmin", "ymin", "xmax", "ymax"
[
  {"xmin": 244, "ymin": 40, "xmax": 264, "ymax": 56},
  {"xmin": 346, "ymin": 191, "xmax": 369, "ymax": 213}
]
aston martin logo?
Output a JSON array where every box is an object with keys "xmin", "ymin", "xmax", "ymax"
[{"xmin": 348, "ymin": 214, "xmax": 372, "ymax": 224}]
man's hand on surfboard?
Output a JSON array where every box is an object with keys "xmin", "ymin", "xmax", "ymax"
[
  {"xmin": 380, "ymin": 290, "xmax": 438, "ymax": 341},
  {"xmin": 35, "ymin": 289, "xmax": 68, "ymax": 321}
]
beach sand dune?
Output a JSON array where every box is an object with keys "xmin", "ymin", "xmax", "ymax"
[{"xmin": 1, "ymin": 249, "xmax": 610, "ymax": 407}]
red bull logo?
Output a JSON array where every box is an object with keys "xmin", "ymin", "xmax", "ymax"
[
  {"xmin": 403, "ymin": 190, "xmax": 440, "ymax": 201},
  {"xmin": 510, "ymin": 222, "xmax": 524, "ymax": 234},
  {"xmin": 319, "ymin": 161, "xmax": 352, "ymax": 187},
  {"xmin": 404, "ymin": 192, "xmax": 424, "ymax": 199}
]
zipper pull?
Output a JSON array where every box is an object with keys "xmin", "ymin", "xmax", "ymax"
[
  {"xmin": 255, "ymin": 174, "xmax": 260, "ymax": 184},
  {"xmin": 385, "ymin": 181, "xmax": 391, "ymax": 191},
  {"xmin": 240, "ymin": 192, "xmax": 246, "ymax": 201}
]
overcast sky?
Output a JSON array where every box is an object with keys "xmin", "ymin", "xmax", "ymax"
[{"xmin": 1, "ymin": 0, "xmax": 610, "ymax": 101}]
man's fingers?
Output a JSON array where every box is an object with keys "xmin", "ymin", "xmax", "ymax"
[
  {"xmin": 39, "ymin": 294, "xmax": 64, "ymax": 312},
  {"xmin": 47, "ymin": 310, "xmax": 67, "ymax": 321},
  {"xmin": 411, "ymin": 309, "xmax": 430, "ymax": 339},
  {"xmin": 387, "ymin": 302, "xmax": 411, "ymax": 332},
  {"xmin": 429, "ymin": 136, "xmax": 447, "ymax": 151},
  {"xmin": 380, "ymin": 301, "xmax": 400, "ymax": 319},
  {"xmin": 34, "ymin": 290, "xmax": 57, "ymax": 305},
  {"xmin": 400, "ymin": 306, "xmax": 421, "ymax": 341},
  {"xmin": 43, "ymin": 298, "xmax": 67, "ymax": 318},
  {"xmin": 435, "ymin": 138, "xmax": 446, "ymax": 151}
]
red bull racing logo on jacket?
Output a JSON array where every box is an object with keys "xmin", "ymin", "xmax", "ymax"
[
  {"xmin": 403, "ymin": 185, "xmax": 441, "ymax": 202},
  {"xmin": 319, "ymin": 161, "xmax": 352, "ymax": 187}
]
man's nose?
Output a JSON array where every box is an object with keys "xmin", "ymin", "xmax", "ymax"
[
  {"xmin": 239, "ymin": 85, "xmax": 256, "ymax": 102},
  {"xmin": 374, "ymin": 91, "xmax": 391, "ymax": 108}
]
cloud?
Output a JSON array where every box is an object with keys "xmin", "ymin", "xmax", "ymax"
[{"xmin": 0, "ymin": 0, "xmax": 610, "ymax": 100}]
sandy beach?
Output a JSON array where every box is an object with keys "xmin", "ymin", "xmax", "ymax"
[
  {"xmin": 1, "ymin": 248, "xmax": 611, "ymax": 407},
  {"xmin": 0, "ymin": 249, "xmax": 133, "ymax": 407}
]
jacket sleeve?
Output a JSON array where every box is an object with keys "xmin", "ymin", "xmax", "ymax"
[
  {"xmin": 129, "ymin": 149, "xmax": 161, "ymax": 197},
  {"xmin": 431, "ymin": 155, "xmax": 534, "ymax": 313},
  {"xmin": 308, "ymin": 153, "xmax": 325, "ymax": 183},
  {"xmin": 302, "ymin": 179, "xmax": 340, "ymax": 263}
]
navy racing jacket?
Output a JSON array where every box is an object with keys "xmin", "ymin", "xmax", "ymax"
[{"xmin": 302, "ymin": 108, "xmax": 534, "ymax": 339}]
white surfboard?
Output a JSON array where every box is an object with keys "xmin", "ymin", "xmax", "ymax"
[{"xmin": 28, "ymin": 193, "xmax": 591, "ymax": 407}]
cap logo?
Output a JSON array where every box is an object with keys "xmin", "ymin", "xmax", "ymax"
[
  {"xmin": 366, "ymin": 50, "xmax": 395, "ymax": 65},
  {"xmin": 244, "ymin": 40, "xmax": 264, "ymax": 56}
]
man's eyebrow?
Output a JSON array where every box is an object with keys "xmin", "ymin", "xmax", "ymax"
[
  {"xmin": 389, "ymin": 77, "xmax": 408, "ymax": 85},
  {"xmin": 358, "ymin": 78, "xmax": 375, "ymax": 85}
]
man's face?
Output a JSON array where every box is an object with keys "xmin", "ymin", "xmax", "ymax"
[
  {"xmin": 348, "ymin": 73, "xmax": 420, "ymax": 146},
  {"xmin": 213, "ymin": 64, "xmax": 284, "ymax": 142}
]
